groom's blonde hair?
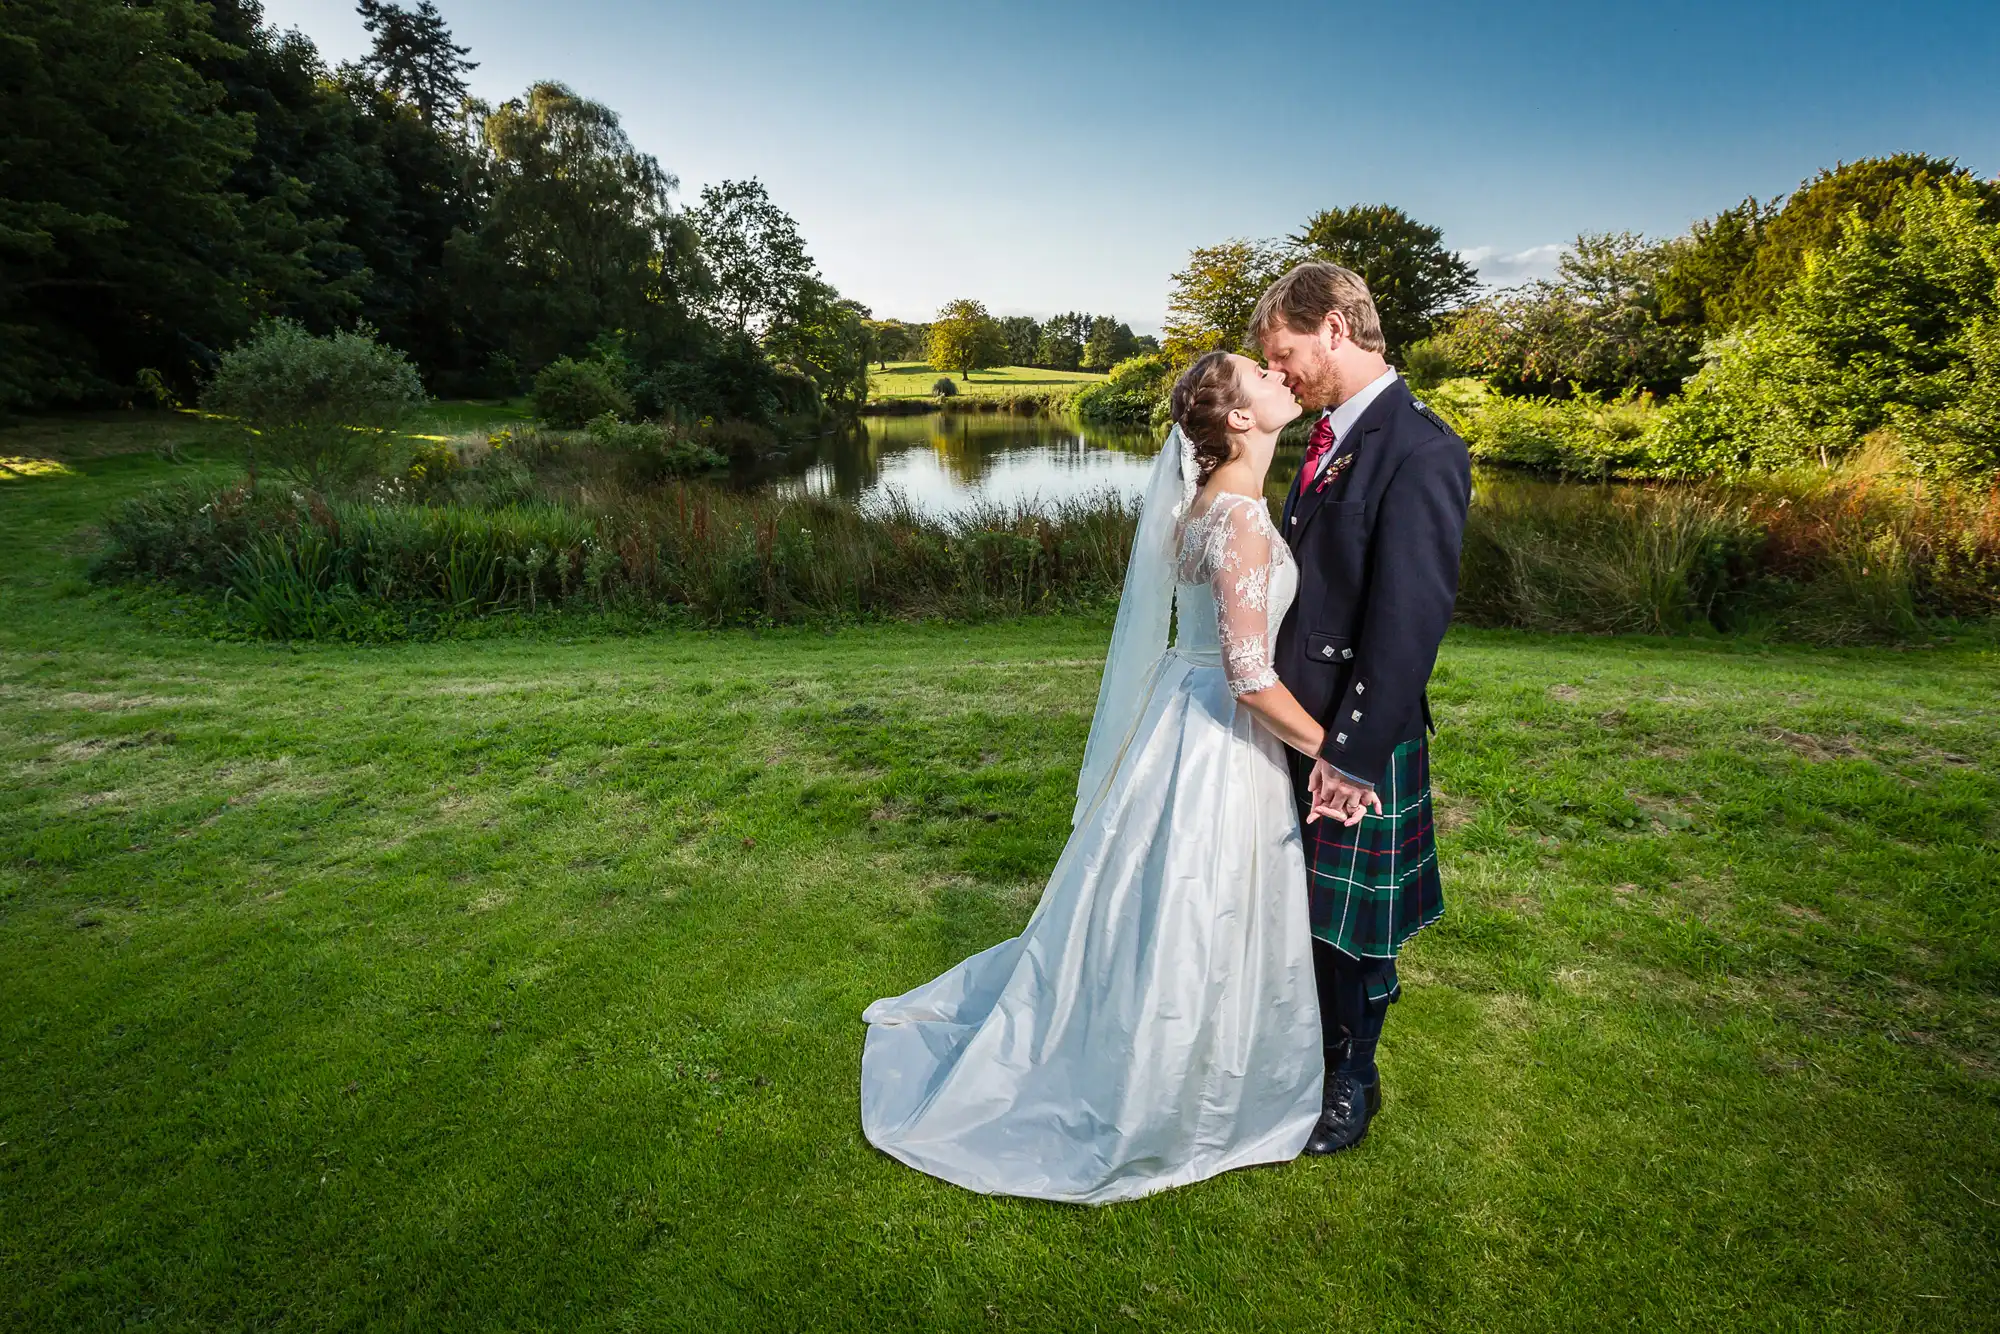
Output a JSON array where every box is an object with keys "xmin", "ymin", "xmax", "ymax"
[{"xmin": 1249, "ymin": 261, "xmax": 1386, "ymax": 354}]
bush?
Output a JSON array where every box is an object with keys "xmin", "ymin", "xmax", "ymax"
[
  {"xmin": 1424, "ymin": 378, "xmax": 1663, "ymax": 478},
  {"xmin": 532, "ymin": 357, "xmax": 632, "ymax": 428},
  {"xmin": 1401, "ymin": 338, "xmax": 1458, "ymax": 391},
  {"xmin": 933, "ymin": 377, "xmax": 957, "ymax": 397},
  {"xmin": 200, "ymin": 320, "xmax": 427, "ymax": 490},
  {"xmin": 584, "ymin": 413, "xmax": 726, "ymax": 481},
  {"xmin": 1075, "ymin": 352, "xmax": 1170, "ymax": 425}
]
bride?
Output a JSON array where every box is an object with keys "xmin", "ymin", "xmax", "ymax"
[{"xmin": 859, "ymin": 350, "xmax": 1336, "ymax": 1204}]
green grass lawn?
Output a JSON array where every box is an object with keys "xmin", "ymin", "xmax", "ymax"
[
  {"xmin": 3, "ymin": 426, "xmax": 1997, "ymax": 1330},
  {"xmin": 869, "ymin": 361, "xmax": 1107, "ymax": 400}
]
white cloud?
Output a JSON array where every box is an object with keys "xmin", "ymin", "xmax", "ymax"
[{"xmin": 1460, "ymin": 243, "xmax": 1566, "ymax": 288}]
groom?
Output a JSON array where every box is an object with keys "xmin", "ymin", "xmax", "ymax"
[{"xmin": 1253, "ymin": 262, "xmax": 1471, "ymax": 1155}]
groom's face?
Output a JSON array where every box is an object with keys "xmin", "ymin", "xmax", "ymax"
[{"xmin": 1258, "ymin": 318, "xmax": 1342, "ymax": 411}]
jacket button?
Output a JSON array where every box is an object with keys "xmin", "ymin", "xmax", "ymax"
[
  {"xmin": 1336, "ymin": 732, "xmax": 1347, "ymax": 744},
  {"xmin": 1351, "ymin": 709, "xmax": 1362, "ymax": 721},
  {"xmin": 1355, "ymin": 682, "xmax": 1366, "ymax": 694},
  {"xmin": 1341, "ymin": 648, "xmax": 1354, "ymax": 659},
  {"xmin": 1321, "ymin": 646, "xmax": 1334, "ymax": 658}
]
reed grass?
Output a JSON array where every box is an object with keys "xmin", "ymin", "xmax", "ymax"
[
  {"xmin": 93, "ymin": 481, "xmax": 1137, "ymax": 638},
  {"xmin": 89, "ymin": 416, "xmax": 2000, "ymax": 642}
]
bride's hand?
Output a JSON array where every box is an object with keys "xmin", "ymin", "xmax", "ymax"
[{"xmin": 1307, "ymin": 758, "xmax": 1381, "ymax": 827}]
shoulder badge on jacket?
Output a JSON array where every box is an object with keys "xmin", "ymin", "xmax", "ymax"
[{"xmin": 1410, "ymin": 400, "xmax": 1454, "ymax": 434}]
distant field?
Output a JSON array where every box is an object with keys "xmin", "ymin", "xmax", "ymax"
[{"xmin": 869, "ymin": 361, "xmax": 1107, "ymax": 400}]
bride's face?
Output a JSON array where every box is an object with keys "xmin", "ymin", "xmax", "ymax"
[{"xmin": 1228, "ymin": 354, "xmax": 1303, "ymax": 436}]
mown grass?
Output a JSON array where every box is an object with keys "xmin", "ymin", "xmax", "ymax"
[
  {"xmin": 2, "ymin": 428, "xmax": 1998, "ymax": 1330},
  {"xmin": 868, "ymin": 362, "xmax": 1107, "ymax": 400}
]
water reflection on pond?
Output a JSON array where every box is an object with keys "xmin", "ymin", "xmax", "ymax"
[
  {"xmin": 774, "ymin": 413, "xmax": 1172, "ymax": 517},
  {"xmin": 762, "ymin": 411, "xmax": 1554, "ymax": 519}
]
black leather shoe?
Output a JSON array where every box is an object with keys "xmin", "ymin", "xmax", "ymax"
[{"xmin": 1302, "ymin": 1072, "xmax": 1381, "ymax": 1155}]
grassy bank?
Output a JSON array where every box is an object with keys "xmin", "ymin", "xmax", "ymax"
[
  {"xmin": 867, "ymin": 361, "xmax": 1105, "ymax": 405},
  {"xmin": 4, "ymin": 415, "xmax": 2000, "ymax": 1331}
]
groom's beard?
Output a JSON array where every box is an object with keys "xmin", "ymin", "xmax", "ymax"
[{"xmin": 1294, "ymin": 351, "xmax": 1347, "ymax": 412}]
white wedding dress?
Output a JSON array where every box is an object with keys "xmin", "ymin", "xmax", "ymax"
[{"xmin": 859, "ymin": 437, "xmax": 1323, "ymax": 1204}]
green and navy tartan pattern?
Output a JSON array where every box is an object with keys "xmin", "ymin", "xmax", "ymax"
[{"xmin": 1304, "ymin": 736, "xmax": 1443, "ymax": 961}]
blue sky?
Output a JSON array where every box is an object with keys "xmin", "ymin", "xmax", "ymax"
[{"xmin": 266, "ymin": 0, "xmax": 2000, "ymax": 333}]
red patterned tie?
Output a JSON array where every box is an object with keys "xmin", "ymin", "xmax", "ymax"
[{"xmin": 1297, "ymin": 415, "xmax": 1335, "ymax": 496}]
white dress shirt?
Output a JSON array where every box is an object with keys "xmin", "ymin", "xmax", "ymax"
[{"xmin": 1313, "ymin": 368, "xmax": 1400, "ymax": 479}]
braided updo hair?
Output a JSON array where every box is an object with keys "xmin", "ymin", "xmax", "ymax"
[{"xmin": 1169, "ymin": 350, "xmax": 1250, "ymax": 486}]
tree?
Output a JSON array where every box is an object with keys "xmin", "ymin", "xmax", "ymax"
[
  {"xmin": 1163, "ymin": 239, "xmax": 1288, "ymax": 365},
  {"xmin": 1652, "ymin": 183, "xmax": 2000, "ymax": 479},
  {"xmin": 1436, "ymin": 233, "xmax": 1696, "ymax": 397},
  {"xmin": 1659, "ymin": 157, "xmax": 2000, "ymax": 334},
  {"xmin": 997, "ymin": 315, "xmax": 1040, "ymax": 367},
  {"xmin": 1081, "ymin": 315, "xmax": 1139, "ymax": 371},
  {"xmin": 1656, "ymin": 196, "xmax": 1776, "ymax": 331},
  {"xmin": 766, "ymin": 279, "xmax": 871, "ymax": 414},
  {"xmin": 1291, "ymin": 204, "xmax": 1478, "ymax": 354},
  {"xmin": 448, "ymin": 82, "xmax": 692, "ymax": 370},
  {"xmin": 0, "ymin": 0, "xmax": 255, "ymax": 408},
  {"xmin": 687, "ymin": 178, "xmax": 815, "ymax": 335},
  {"xmin": 356, "ymin": 0, "xmax": 475, "ymax": 127},
  {"xmin": 1735, "ymin": 155, "xmax": 1999, "ymax": 322},
  {"xmin": 927, "ymin": 299, "xmax": 1005, "ymax": 380},
  {"xmin": 1036, "ymin": 311, "xmax": 1088, "ymax": 369}
]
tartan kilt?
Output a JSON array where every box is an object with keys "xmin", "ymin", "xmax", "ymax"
[{"xmin": 1301, "ymin": 736, "xmax": 1443, "ymax": 962}]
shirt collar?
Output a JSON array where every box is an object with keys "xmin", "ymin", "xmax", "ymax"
[{"xmin": 1320, "ymin": 367, "xmax": 1400, "ymax": 451}]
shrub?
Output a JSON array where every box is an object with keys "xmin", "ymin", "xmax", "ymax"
[
  {"xmin": 584, "ymin": 413, "xmax": 726, "ymax": 481},
  {"xmin": 1425, "ymin": 378, "xmax": 1663, "ymax": 478},
  {"xmin": 200, "ymin": 320, "xmax": 427, "ymax": 490},
  {"xmin": 1400, "ymin": 338, "xmax": 1458, "ymax": 391},
  {"xmin": 933, "ymin": 377, "xmax": 957, "ymax": 397},
  {"xmin": 532, "ymin": 357, "xmax": 632, "ymax": 428},
  {"xmin": 1075, "ymin": 353, "xmax": 1169, "ymax": 425}
]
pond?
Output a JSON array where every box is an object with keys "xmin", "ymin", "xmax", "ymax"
[
  {"xmin": 770, "ymin": 413, "xmax": 1182, "ymax": 518},
  {"xmin": 759, "ymin": 411, "xmax": 1550, "ymax": 520}
]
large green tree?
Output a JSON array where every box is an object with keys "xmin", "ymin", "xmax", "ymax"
[
  {"xmin": 1659, "ymin": 156, "xmax": 2000, "ymax": 334},
  {"xmin": 448, "ymin": 82, "xmax": 694, "ymax": 370},
  {"xmin": 1162, "ymin": 239, "xmax": 1287, "ymax": 365},
  {"xmin": 1292, "ymin": 204, "xmax": 1478, "ymax": 354},
  {"xmin": 1653, "ymin": 183, "xmax": 2000, "ymax": 478},
  {"xmin": 997, "ymin": 315, "xmax": 1040, "ymax": 367},
  {"xmin": 927, "ymin": 299, "xmax": 1005, "ymax": 380},
  {"xmin": 687, "ymin": 178, "xmax": 815, "ymax": 335},
  {"xmin": 764, "ymin": 280, "xmax": 870, "ymax": 414},
  {"xmin": 1081, "ymin": 315, "xmax": 1139, "ymax": 372},
  {"xmin": 0, "ymin": 0, "xmax": 254, "ymax": 407},
  {"xmin": 355, "ymin": 0, "xmax": 474, "ymax": 127}
]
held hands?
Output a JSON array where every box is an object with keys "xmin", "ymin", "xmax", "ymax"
[{"xmin": 1306, "ymin": 757, "xmax": 1382, "ymax": 827}]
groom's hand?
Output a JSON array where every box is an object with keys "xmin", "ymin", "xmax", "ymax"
[{"xmin": 1307, "ymin": 758, "xmax": 1381, "ymax": 827}]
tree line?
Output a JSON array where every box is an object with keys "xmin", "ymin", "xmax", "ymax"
[
  {"xmin": 862, "ymin": 309, "xmax": 1158, "ymax": 379},
  {"xmin": 1119, "ymin": 158, "xmax": 2000, "ymax": 479},
  {"xmin": 1, "ymin": 0, "xmax": 873, "ymax": 423}
]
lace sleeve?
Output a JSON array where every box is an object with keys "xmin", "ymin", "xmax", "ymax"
[{"xmin": 1210, "ymin": 497, "xmax": 1280, "ymax": 697}]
